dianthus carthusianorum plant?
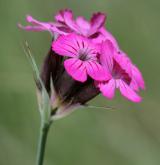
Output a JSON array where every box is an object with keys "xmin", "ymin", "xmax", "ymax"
[{"xmin": 19, "ymin": 9, "xmax": 145, "ymax": 165}]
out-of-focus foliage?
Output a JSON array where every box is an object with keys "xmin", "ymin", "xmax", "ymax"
[{"xmin": 0, "ymin": 0, "xmax": 160, "ymax": 165}]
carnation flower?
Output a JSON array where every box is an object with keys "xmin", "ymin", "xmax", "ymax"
[
  {"xmin": 97, "ymin": 40, "xmax": 145, "ymax": 102},
  {"xmin": 19, "ymin": 9, "xmax": 145, "ymax": 119},
  {"xmin": 52, "ymin": 33, "xmax": 111, "ymax": 82}
]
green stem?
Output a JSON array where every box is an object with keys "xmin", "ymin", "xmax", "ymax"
[{"xmin": 36, "ymin": 121, "xmax": 52, "ymax": 165}]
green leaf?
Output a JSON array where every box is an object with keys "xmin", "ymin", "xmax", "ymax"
[{"xmin": 23, "ymin": 41, "xmax": 51, "ymax": 124}]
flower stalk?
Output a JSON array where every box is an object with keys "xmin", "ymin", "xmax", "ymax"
[{"xmin": 36, "ymin": 120, "xmax": 52, "ymax": 165}]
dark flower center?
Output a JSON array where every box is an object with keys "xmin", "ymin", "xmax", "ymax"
[{"xmin": 79, "ymin": 53, "xmax": 89, "ymax": 61}]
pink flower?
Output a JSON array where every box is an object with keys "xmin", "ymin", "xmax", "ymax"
[
  {"xmin": 19, "ymin": 9, "xmax": 105, "ymax": 36},
  {"xmin": 18, "ymin": 9, "xmax": 119, "ymax": 47},
  {"xmin": 97, "ymin": 40, "xmax": 145, "ymax": 102},
  {"xmin": 52, "ymin": 33, "xmax": 111, "ymax": 82}
]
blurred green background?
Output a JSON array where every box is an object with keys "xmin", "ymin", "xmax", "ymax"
[{"xmin": 0, "ymin": 0, "xmax": 160, "ymax": 164}]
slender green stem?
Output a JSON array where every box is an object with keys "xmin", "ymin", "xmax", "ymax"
[{"xmin": 36, "ymin": 121, "xmax": 52, "ymax": 165}]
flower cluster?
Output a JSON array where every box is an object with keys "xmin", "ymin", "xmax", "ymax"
[{"xmin": 19, "ymin": 9, "xmax": 145, "ymax": 118}]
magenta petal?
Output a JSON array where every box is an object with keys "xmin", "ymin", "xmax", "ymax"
[
  {"xmin": 86, "ymin": 61, "xmax": 111, "ymax": 81},
  {"xmin": 52, "ymin": 34, "xmax": 79, "ymax": 57},
  {"xmin": 119, "ymin": 80, "xmax": 142, "ymax": 103},
  {"xmin": 130, "ymin": 79, "xmax": 140, "ymax": 92},
  {"xmin": 114, "ymin": 51, "xmax": 132, "ymax": 76},
  {"xmin": 76, "ymin": 17, "xmax": 90, "ymax": 29},
  {"xmin": 100, "ymin": 40, "xmax": 114, "ymax": 72},
  {"xmin": 100, "ymin": 79, "xmax": 116, "ymax": 99},
  {"xmin": 100, "ymin": 28, "xmax": 120, "ymax": 50},
  {"xmin": 55, "ymin": 9, "xmax": 78, "ymax": 33},
  {"xmin": 76, "ymin": 16, "xmax": 90, "ymax": 35},
  {"xmin": 89, "ymin": 12, "xmax": 106, "ymax": 35},
  {"xmin": 131, "ymin": 65, "xmax": 145, "ymax": 90},
  {"xmin": 55, "ymin": 9, "xmax": 72, "ymax": 22},
  {"xmin": 64, "ymin": 58, "xmax": 87, "ymax": 82},
  {"xmin": 55, "ymin": 9, "xmax": 73, "ymax": 23}
]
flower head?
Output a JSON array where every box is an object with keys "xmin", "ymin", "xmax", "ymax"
[
  {"xmin": 97, "ymin": 41, "xmax": 145, "ymax": 102},
  {"xmin": 52, "ymin": 33, "xmax": 111, "ymax": 82},
  {"xmin": 19, "ymin": 9, "xmax": 145, "ymax": 119}
]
